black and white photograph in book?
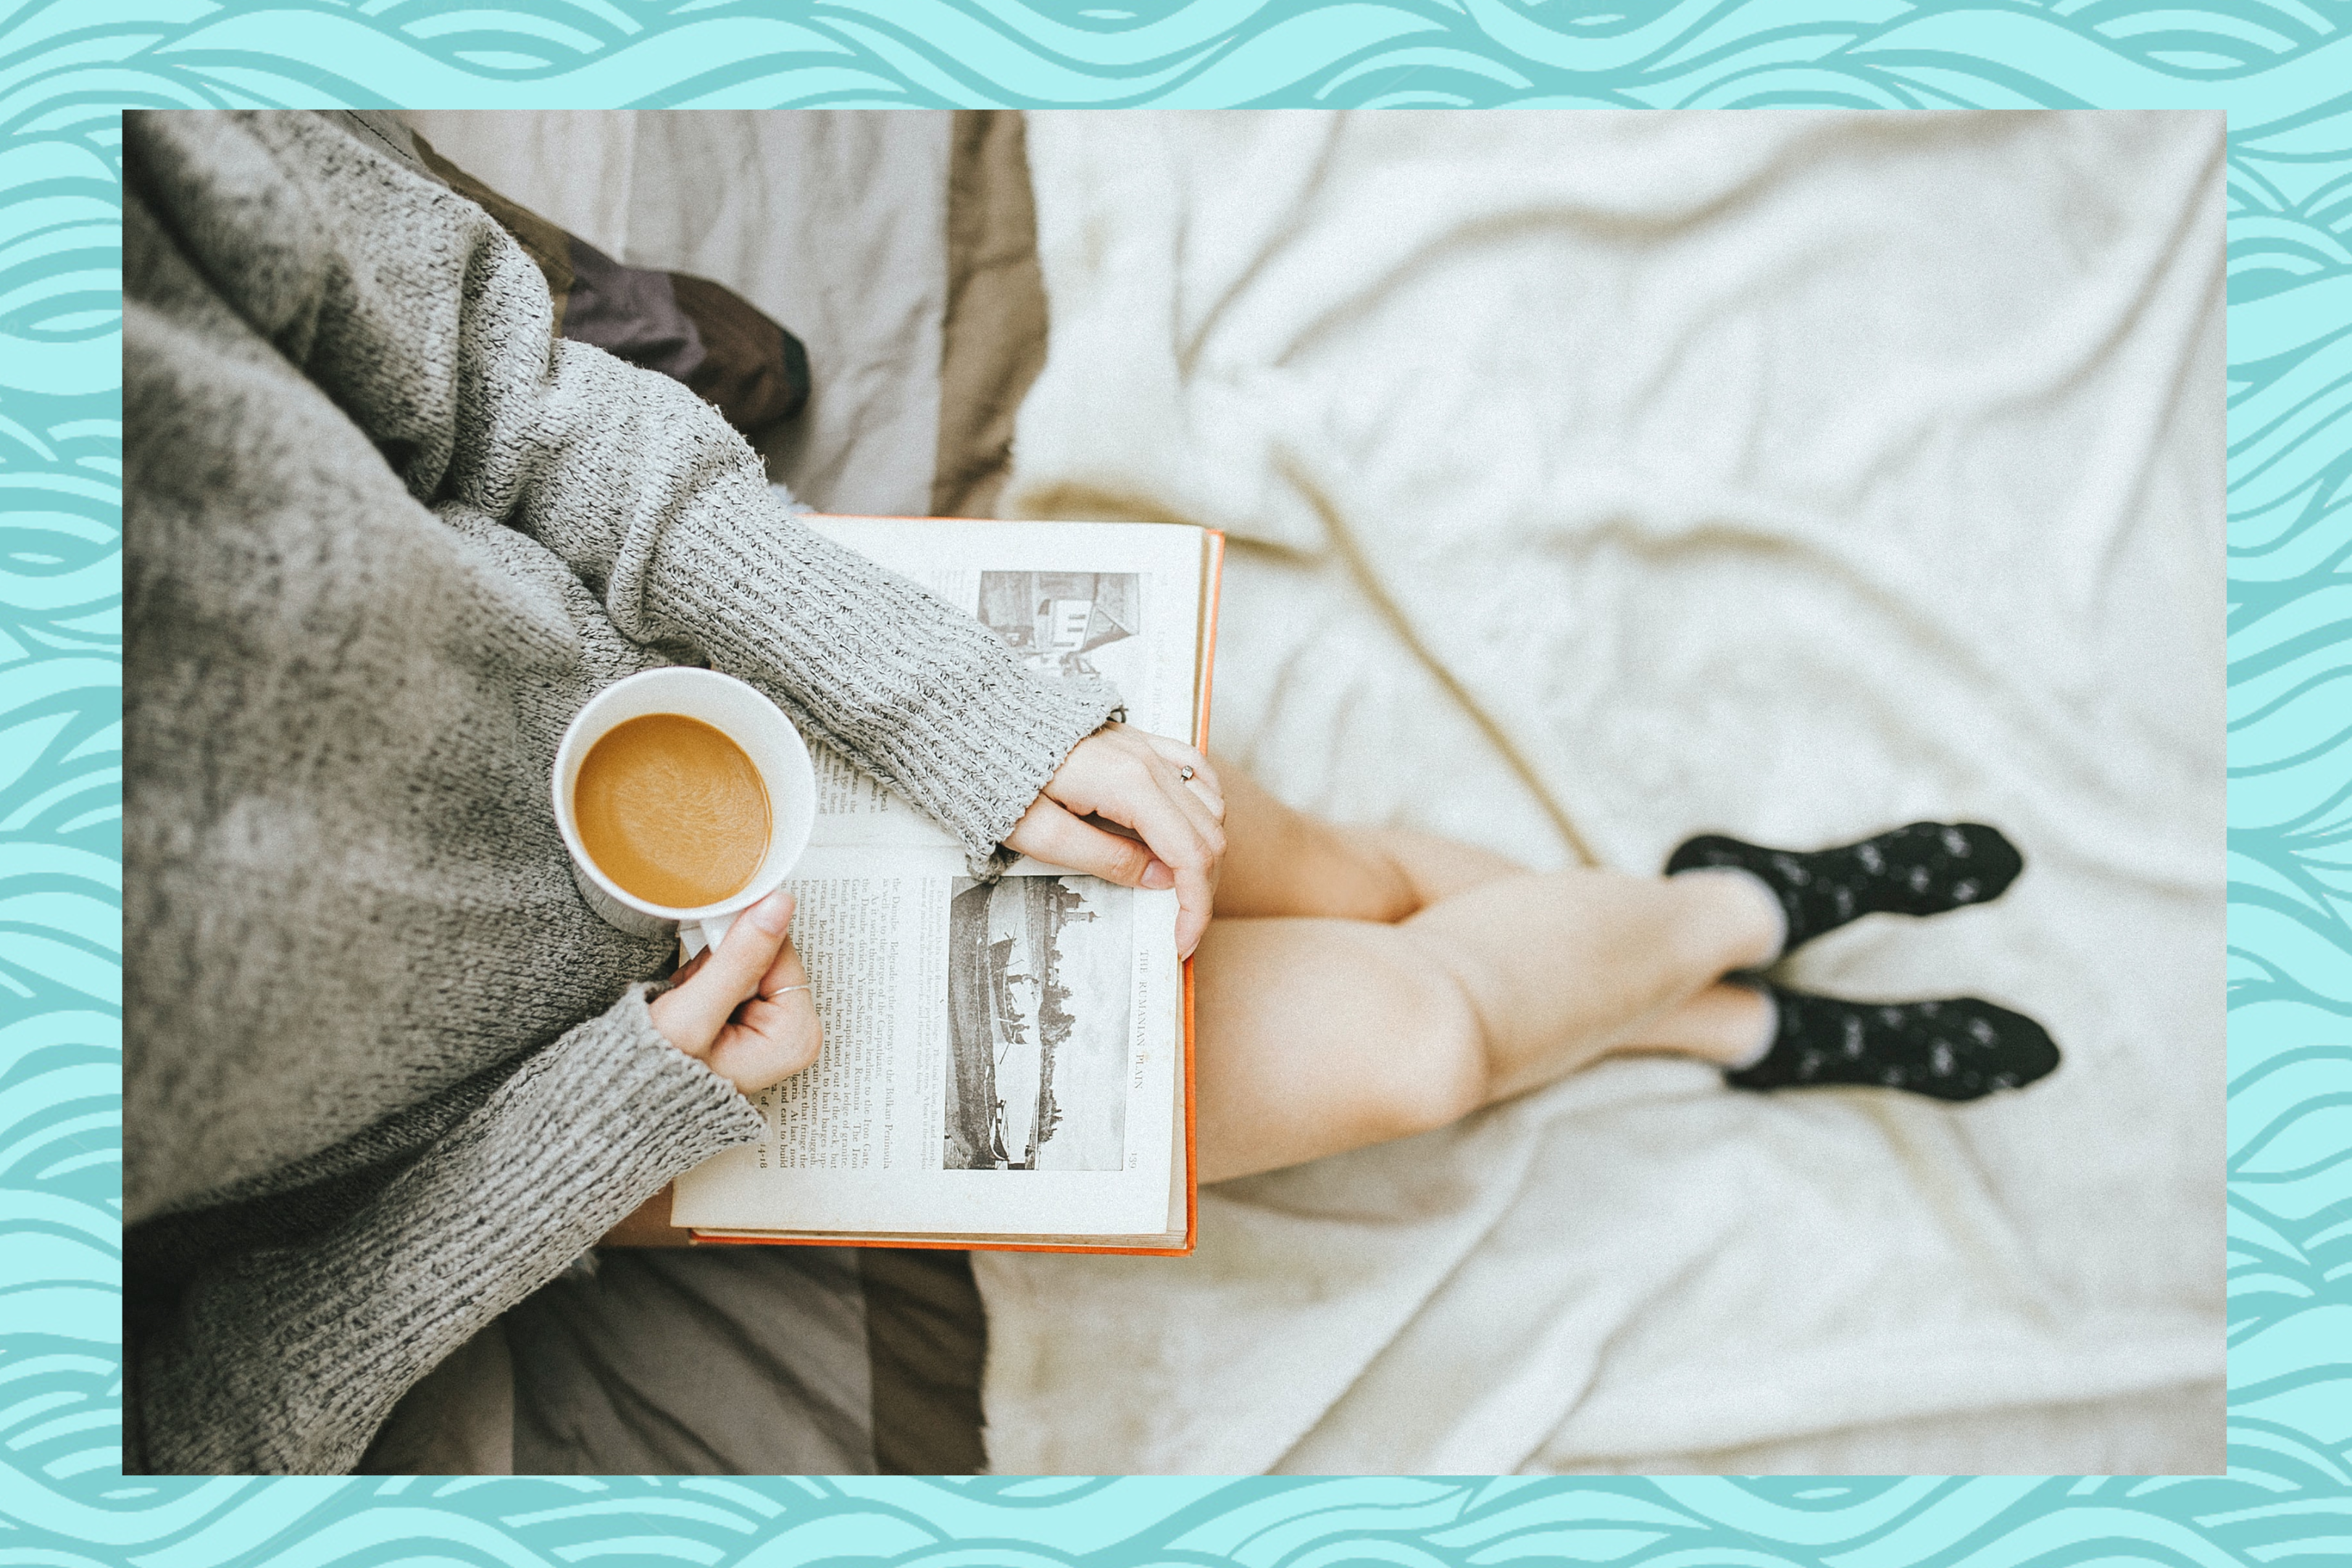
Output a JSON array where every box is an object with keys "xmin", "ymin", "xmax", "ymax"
[
  {"xmin": 943, "ymin": 875, "xmax": 1134, "ymax": 1172},
  {"xmin": 976, "ymin": 571, "xmax": 1143, "ymax": 689}
]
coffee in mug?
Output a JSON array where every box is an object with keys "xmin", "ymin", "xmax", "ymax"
[
  {"xmin": 572, "ymin": 714, "xmax": 772, "ymax": 909},
  {"xmin": 551, "ymin": 667, "xmax": 817, "ymax": 960}
]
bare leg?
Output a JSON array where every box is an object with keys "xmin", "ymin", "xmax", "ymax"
[
  {"xmin": 1196, "ymin": 866, "xmax": 1781, "ymax": 1182},
  {"xmin": 1212, "ymin": 764, "xmax": 1528, "ymax": 922}
]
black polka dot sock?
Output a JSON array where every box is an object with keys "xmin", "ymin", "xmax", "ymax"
[
  {"xmin": 1725, "ymin": 983, "xmax": 2059, "ymax": 1101},
  {"xmin": 1666, "ymin": 821, "xmax": 2023, "ymax": 957}
]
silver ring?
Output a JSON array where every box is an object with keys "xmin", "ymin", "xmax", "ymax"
[
  {"xmin": 1179, "ymin": 765, "xmax": 1196, "ymax": 781},
  {"xmin": 770, "ymin": 983, "xmax": 812, "ymax": 996}
]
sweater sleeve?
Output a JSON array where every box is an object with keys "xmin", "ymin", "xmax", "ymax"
[
  {"xmin": 124, "ymin": 109, "xmax": 1117, "ymax": 862},
  {"xmin": 127, "ymin": 988, "xmax": 765, "ymax": 1475},
  {"xmin": 512, "ymin": 341, "xmax": 1121, "ymax": 863}
]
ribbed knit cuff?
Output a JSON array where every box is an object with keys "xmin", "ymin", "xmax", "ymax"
[{"xmin": 132, "ymin": 988, "xmax": 762, "ymax": 1475}]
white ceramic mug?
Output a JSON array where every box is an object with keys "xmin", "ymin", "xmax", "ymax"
[{"xmin": 551, "ymin": 667, "xmax": 817, "ymax": 962}]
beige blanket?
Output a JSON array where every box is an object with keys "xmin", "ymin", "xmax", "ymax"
[{"xmin": 980, "ymin": 110, "xmax": 2225, "ymax": 1475}]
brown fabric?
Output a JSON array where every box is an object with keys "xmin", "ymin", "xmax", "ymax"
[
  {"xmin": 862, "ymin": 1248, "xmax": 989, "ymax": 1475},
  {"xmin": 933, "ymin": 111, "xmax": 1051, "ymax": 520},
  {"xmin": 672, "ymin": 271, "xmax": 812, "ymax": 436},
  {"xmin": 408, "ymin": 129, "xmax": 809, "ymax": 441},
  {"xmin": 561, "ymin": 235, "xmax": 706, "ymax": 385}
]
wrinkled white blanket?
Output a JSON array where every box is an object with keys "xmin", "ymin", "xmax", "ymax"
[{"xmin": 980, "ymin": 111, "xmax": 2225, "ymax": 1475}]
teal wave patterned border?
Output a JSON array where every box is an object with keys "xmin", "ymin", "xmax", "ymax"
[{"xmin": 0, "ymin": 1, "xmax": 2338, "ymax": 1563}]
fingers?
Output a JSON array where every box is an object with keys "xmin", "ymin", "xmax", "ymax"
[
  {"xmin": 1114, "ymin": 769, "xmax": 1221, "ymax": 959},
  {"xmin": 706, "ymin": 925, "xmax": 821, "ymax": 1094},
  {"xmin": 1136, "ymin": 738, "xmax": 1227, "ymax": 883},
  {"xmin": 1038, "ymin": 728, "xmax": 1225, "ymax": 960},
  {"xmin": 649, "ymin": 890, "xmax": 795, "ymax": 1058},
  {"xmin": 1160, "ymin": 760, "xmax": 1226, "ymax": 850},
  {"xmin": 1143, "ymin": 734, "xmax": 1225, "ymax": 820},
  {"xmin": 1005, "ymin": 777, "xmax": 1219, "ymax": 956},
  {"xmin": 1004, "ymin": 795, "xmax": 1160, "ymax": 886}
]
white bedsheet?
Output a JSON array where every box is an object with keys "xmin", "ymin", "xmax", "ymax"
[{"xmin": 979, "ymin": 110, "xmax": 2224, "ymax": 1475}]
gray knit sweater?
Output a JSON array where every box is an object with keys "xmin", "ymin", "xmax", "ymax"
[{"xmin": 123, "ymin": 111, "xmax": 1116, "ymax": 1475}]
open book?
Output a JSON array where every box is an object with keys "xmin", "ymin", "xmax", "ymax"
[{"xmin": 671, "ymin": 517, "xmax": 1224, "ymax": 1253}]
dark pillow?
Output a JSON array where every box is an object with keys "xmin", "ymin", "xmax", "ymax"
[{"xmin": 409, "ymin": 130, "xmax": 810, "ymax": 441}]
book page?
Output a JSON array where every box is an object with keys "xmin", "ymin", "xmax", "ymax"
[
  {"xmin": 671, "ymin": 845, "xmax": 1182, "ymax": 1237},
  {"xmin": 799, "ymin": 518, "xmax": 1205, "ymax": 854}
]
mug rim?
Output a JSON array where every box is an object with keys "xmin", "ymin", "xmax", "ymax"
[{"xmin": 551, "ymin": 667, "xmax": 814, "ymax": 924}]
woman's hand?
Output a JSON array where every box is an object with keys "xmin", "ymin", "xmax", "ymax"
[
  {"xmin": 1004, "ymin": 725, "xmax": 1226, "ymax": 959},
  {"xmin": 648, "ymin": 889, "xmax": 821, "ymax": 1094}
]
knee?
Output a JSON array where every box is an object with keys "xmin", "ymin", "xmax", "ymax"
[{"xmin": 1359, "ymin": 958, "xmax": 1491, "ymax": 1142}]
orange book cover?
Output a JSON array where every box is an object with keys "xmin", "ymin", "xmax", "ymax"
[{"xmin": 691, "ymin": 524, "xmax": 1223, "ymax": 1257}]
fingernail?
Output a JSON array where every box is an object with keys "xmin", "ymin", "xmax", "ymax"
[
  {"xmin": 748, "ymin": 890, "xmax": 793, "ymax": 934},
  {"xmin": 1141, "ymin": 859, "xmax": 1175, "ymax": 890}
]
